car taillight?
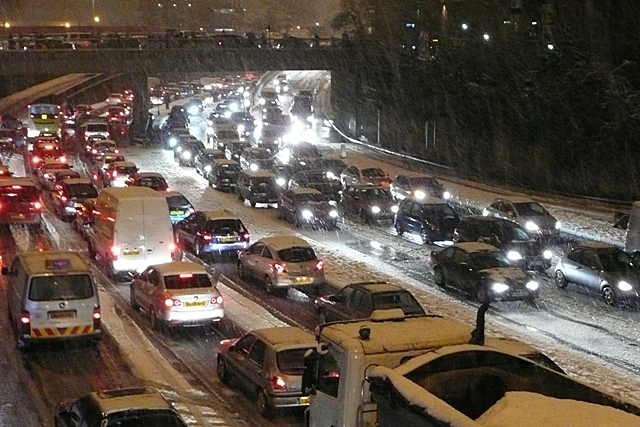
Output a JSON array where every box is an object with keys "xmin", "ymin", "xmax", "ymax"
[
  {"xmin": 316, "ymin": 260, "xmax": 324, "ymax": 270},
  {"xmin": 60, "ymin": 156, "xmax": 66, "ymax": 163},
  {"xmin": 169, "ymin": 242, "xmax": 176, "ymax": 252},
  {"xmin": 212, "ymin": 295, "xmax": 223, "ymax": 305},
  {"xmin": 92, "ymin": 149, "xmax": 97, "ymax": 154},
  {"xmin": 19, "ymin": 310, "xmax": 30, "ymax": 324},
  {"xmin": 242, "ymin": 232, "xmax": 250, "ymax": 241},
  {"xmin": 93, "ymin": 306, "xmax": 101, "ymax": 320},
  {"xmin": 271, "ymin": 376, "xmax": 287, "ymax": 390},
  {"xmin": 164, "ymin": 298, "xmax": 181, "ymax": 307},
  {"xmin": 112, "ymin": 170, "xmax": 118, "ymax": 177},
  {"xmin": 61, "ymin": 196, "xmax": 67, "ymax": 202},
  {"xmin": 273, "ymin": 263, "xmax": 286, "ymax": 274},
  {"xmin": 32, "ymin": 156, "xmax": 41, "ymax": 164},
  {"xmin": 110, "ymin": 245, "xmax": 119, "ymax": 258},
  {"xmin": 33, "ymin": 201, "xmax": 42, "ymax": 210},
  {"xmin": 202, "ymin": 233, "xmax": 212, "ymax": 241}
]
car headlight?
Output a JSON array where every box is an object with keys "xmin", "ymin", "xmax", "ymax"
[
  {"xmin": 204, "ymin": 165, "xmax": 212, "ymax": 172},
  {"xmin": 371, "ymin": 206, "xmax": 381, "ymax": 214},
  {"xmin": 329, "ymin": 200, "xmax": 338, "ymax": 207},
  {"xmin": 329, "ymin": 210, "xmax": 339, "ymax": 218},
  {"xmin": 507, "ymin": 250, "xmax": 522, "ymax": 261},
  {"xmin": 492, "ymin": 283, "xmax": 509, "ymax": 293},
  {"xmin": 276, "ymin": 177, "xmax": 286, "ymax": 186},
  {"xmin": 169, "ymin": 137, "xmax": 178, "ymax": 147},
  {"xmin": 238, "ymin": 124, "xmax": 246, "ymax": 132},
  {"xmin": 414, "ymin": 190, "xmax": 425, "ymax": 199},
  {"xmin": 326, "ymin": 171, "xmax": 336, "ymax": 180},
  {"xmin": 526, "ymin": 281, "xmax": 539, "ymax": 291},
  {"xmin": 302, "ymin": 209, "xmax": 313, "ymax": 219},
  {"xmin": 391, "ymin": 205, "xmax": 399, "ymax": 213},
  {"xmin": 176, "ymin": 146, "xmax": 182, "ymax": 152},
  {"xmin": 188, "ymin": 106, "xmax": 200, "ymax": 115},
  {"xmin": 250, "ymin": 163, "xmax": 259, "ymax": 171},
  {"xmin": 618, "ymin": 281, "xmax": 633, "ymax": 291},
  {"xmin": 543, "ymin": 249, "xmax": 553, "ymax": 259},
  {"xmin": 443, "ymin": 191, "xmax": 451, "ymax": 200},
  {"xmin": 307, "ymin": 115, "xmax": 314, "ymax": 123},
  {"xmin": 525, "ymin": 221, "xmax": 540, "ymax": 232},
  {"xmin": 224, "ymin": 111, "xmax": 232, "ymax": 118},
  {"xmin": 182, "ymin": 151, "xmax": 192, "ymax": 160},
  {"xmin": 555, "ymin": 221, "xmax": 561, "ymax": 230}
]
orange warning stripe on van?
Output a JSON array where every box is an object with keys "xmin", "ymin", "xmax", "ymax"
[{"xmin": 31, "ymin": 325, "xmax": 94, "ymax": 338}]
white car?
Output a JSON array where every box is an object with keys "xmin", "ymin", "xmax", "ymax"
[
  {"xmin": 106, "ymin": 92, "xmax": 124, "ymax": 105},
  {"xmin": 483, "ymin": 197, "xmax": 561, "ymax": 239}
]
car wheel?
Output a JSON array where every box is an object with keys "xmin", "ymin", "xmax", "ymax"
[
  {"xmin": 602, "ymin": 285, "xmax": 618, "ymax": 307},
  {"xmin": 238, "ymin": 262, "xmax": 247, "ymax": 280},
  {"xmin": 360, "ymin": 209, "xmax": 371, "ymax": 225},
  {"xmin": 433, "ymin": 267, "xmax": 446, "ymax": 287},
  {"xmin": 476, "ymin": 286, "xmax": 490, "ymax": 303},
  {"xmin": 319, "ymin": 310, "xmax": 328, "ymax": 324},
  {"xmin": 264, "ymin": 276, "xmax": 274, "ymax": 294},
  {"xmin": 420, "ymin": 228, "xmax": 431, "ymax": 245},
  {"xmin": 256, "ymin": 388, "xmax": 272, "ymax": 418},
  {"xmin": 250, "ymin": 200, "xmax": 257, "ymax": 208},
  {"xmin": 150, "ymin": 307, "xmax": 162, "ymax": 330},
  {"xmin": 394, "ymin": 221, "xmax": 403, "ymax": 236},
  {"xmin": 217, "ymin": 358, "xmax": 232, "ymax": 385},
  {"xmin": 130, "ymin": 285, "xmax": 139, "ymax": 310},
  {"xmin": 554, "ymin": 270, "xmax": 568, "ymax": 289}
]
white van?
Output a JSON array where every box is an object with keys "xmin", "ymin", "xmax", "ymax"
[
  {"xmin": 87, "ymin": 187, "xmax": 175, "ymax": 280},
  {"xmin": 2, "ymin": 250, "xmax": 102, "ymax": 349}
]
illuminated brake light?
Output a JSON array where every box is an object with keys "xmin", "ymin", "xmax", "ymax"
[
  {"xmin": 316, "ymin": 260, "xmax": 324, "ymax": 270},
  {"xmin": 20, "ymin": 310, "xmax": 30, "ymax": 324},
  {"xmin": 169, "ymin": 242, "xmax": 176, "ymax": 252},
  {"xmin": 164, "ymin": 298, "xmax": 181, "ymax": 307},
  {"xmin": 242, "ymin": 232, "xmax": 250, "ymax": 241},
  {"xmin": 212, "ymin": 295, "xmax": 223, "ymax": 305},
  {"xmin": 202, "ymin": 234, "xmax": 212, "ymax": 241},
  {"xmin": 33, "ymin": 201, "xmax": 42, "ymax": 210},
  {"xmin": 273, "ymin": 263, "xmax": 286, "ymax": 274},
  {"xmin": 112, "ymin": 171, "xmax": 118, "ymax": 177},
  {"xmin": 61, "ymin": 196, "xmax": 67, "ymax": 202},
  {"xmin": 60, "ymin": 156, "xmax": 66, "ymax": 163},
  {"xmin": 93, "ymin": 306, "xmax": 101, "ymax": 320},
  {"xmin": 271, "ymin": 376, "xmax": 287, "ymax": 390},
  {"xmin": 179, "ymin": 273, "xmax": 193, "ymax": 278},
  {"xmin": 32, "ymin": 156, "xmax": 41, "ymax": 164},
  {"xmin": 110, "ymin": 245, "xmax": 119, "ymax": 257}
]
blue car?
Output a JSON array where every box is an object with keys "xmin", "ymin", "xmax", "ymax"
[{"xmin": 165, "ymin": 191, "xmax": 194, "ymax": 225}]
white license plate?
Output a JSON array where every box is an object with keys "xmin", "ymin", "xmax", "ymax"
[
  {"xmin": 49, "ymin": 310, "xmax": 76, "ymax": 319},
  {"xmin": 298, "ymin": 396, "xmax": 310, "ymax": 405},
  {"xmin": 185, "ymin": 301, "xmax": 207, "ymax": 307},
  {"xmin": 293, "ymin": 277, "xmax": 312, "ymax": 284},
  {"xmin": 123, "ymin": 249, "xmax": 141, "ymax": 256}
]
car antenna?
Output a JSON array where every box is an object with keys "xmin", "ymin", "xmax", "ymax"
[{"xmin": 469, "ymin": 302, "xmax": 490, "ymax": 345}]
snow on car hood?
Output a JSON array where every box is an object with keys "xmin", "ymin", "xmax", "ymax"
[{"xmin": 479, "ymin": 267, "xmax": 529, "ymax": 284}]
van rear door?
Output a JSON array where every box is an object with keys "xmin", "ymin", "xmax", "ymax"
[
  {"xmin": 142, "ymin": 197, "xmax": 174, "ymax": 265},
  {"xmin": 114, "ymin": 200, "xmax": 146, "ymax": 263}
]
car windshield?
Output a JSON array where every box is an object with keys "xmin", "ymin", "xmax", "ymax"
[
  {"xmin": 296, "ymin": 192, "xmax": 327, "ymax": 203},
  {"xmin": 166, "ymin": 195, "xmax": 190, "ymax": 209},
  {"xmin": 246, "ymin": 150, "xmax": 270, "ymax": 160},
  {"xmin": 29, "ymin": 274, "xmax": 93, "ymax": 301},
  {"xmin": 277, "ymin": 348, "xmax": 314, "ymax": 375},
  {"xmin": 292, "ymin": 146, "xmax": 319, "ymax": 158},
  {"xmin": 0, "ymin": 185, "xmax": 40, "ymax": 202},
  {"xmin": 362, "ymin": 168, "xmax": 387, "ymax": 177},
  {"xmin": 409, "ymin": 176, "xmax": 440, "ymax": 188},
  {"xmin": 163, "ymin": 273, "xmax": 212, "ymax": 289},
  {"xmin": 217, "ymin": 130, "xmax": 238, "ymax": 139},
  {"xmin": 304, "ymin": 172, "xmax": 331, "ymax": 183},
  {"xmin": 218, "ymin": 163, "xmax": 240, "ymax": 174},
  {"xmin": 116, "ymin": 167, "xmax": 137, "ymax": 175},
  {"xmin": 316, "ymin": 160, "xmax": 346, "ymax": 170},
  {"xmin": 277, "ymin": 246, "xmax": 317, "ymax": 263},
  {"xmin": 44, "ymin": 163, "xmax": 69, "ymax": 170},
  {"xmin": 139, "ymin": 177, "xmax": 167, "ymax": 188},
  {"xmin": 67, "ymin": 184, "xmax": 99, "ymax": 198},
  {"xmin": 513, "ymin": 201, "xmax": 549, "ymax": 216},
  {"xmin": 372, "ymin": 292, "xmax": 425, "ymax": 315},
  {"xmin": 86, "ymin": 124, "xmax": 108, "ymax": 132},
  {"xmin": 422, "ymin": 203, "xmax": 457, "ymax": 218},
  {"xmin": 106, "ymin": 410, "xmax": 186, "ymax": 427},
  {"xmin": 598, "ymin": 248, "xmax": 633, "ymax": 271},
  {"xmin": 251, "ymin": 177, "xmax": 275, "ymax": 186},
  {"xmin": 470, "ymin": 221, "xmax": 530, "ymax": 242},
  {"xmin": 206, "ymin": 219, "xmax": 245, "ymax": 235},
  {"xmin": 469, "ymin": 251, "xmax": 511, "ymax": 269},
  {"xmin": 359, "ymin": 188, "xmax": 392, "ymax": 198}
]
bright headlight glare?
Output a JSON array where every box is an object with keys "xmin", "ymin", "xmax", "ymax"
[
  {"xmin": 204, "ymin": 165, "xmax": 212, "ymax": 172},
  {"xmin": 169, "ymin": 137, "xmax": 178, "ymax": 145},
  {"xmin": 302, "ymin": 209, "xmax": 313, "ymax": 219},
  {"xmin": 443, "ymin": 191, "xmax": 451, "ymax": 200},
  {"xmin": 250, "ymin": 163, "xmax": 258, "ymax": 171},
  {"xmin": 526, "ymin": 281, "xmax": 539, "ymax": 291},
  {"xmin": 176, "ymin": 146, "xmax": 182, "ymax": 152},
  {"xmin": 492, "ymin": 283, "xmax": 509, "ymax": 293},
  {"xmin": 618, "ymin": 281, "xmax": 633, "ymax": 291},
  {"xmin": 391, "ymin": 205, "xmax": 399, "ymax": 213},
  {"xmin": 555, "ymin": 221, "xmax": 561, "ymax": 230},
  {"xmin": 371, "ymin": 206, "xmax": 381, "ymax": 214},
  {"xmin": 238, "ymin": 124, "xmax": 245, "ymax": 132},
  {"xmin": 414, "ymin": 190, "xmax": 425, "ymax": 199},
  {"xmin": 326, "ymin": 171, "xmax": 336, "ymax": 180},
  {"xmin": 329, "ymin": 210, "xmax": 339, "ymax": 218},
  {"xmin": 543, "ymin": 250, "xmax": 553, "ymax": 259},
  {"xmin": 276, "ymin": 177, "xmax": 286, "ymax": 186},
  {"xmin": 188, "ymin": 106, "xmax": 199, "ymax": 115},
  {"xmin": 182, "ymin": 151, "xmax": 192, "ymax": 160},
  {"xmin": 507, "ymin": 250, "xmax": 522, "ymax": 261},
  {"xmin": 307, "ymin": 115, "xmax": 313, "ymax": 123},
  {"xmin": 525, "ymin": 221, "xmax": 540, "ymax": 232}
]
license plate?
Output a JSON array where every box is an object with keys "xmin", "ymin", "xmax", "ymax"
[
  {"xmin": 11, "ymin": 213, "xmax": 25, "ymax": 219},
  {"xmin": 298, "ymin": 396, "xmax": 310, "ymax": 405},
  {"xmin": 123, "ymin": 249, "xmax": 141, "ymax": 256},
  {"xmin": 185, "ymin": 301, "xmax": 207, "ymax": 307},
  {"xmin": 74, "ymin": 203, "xmax": 84, "ymax": 208},
  {"xmin": 170, "ymin": 210, "xmax": 183, "ymax": 215},
  {"xmin": 221, "ymin": 236, "xmax": 236, "ymax": 242},
  {"xmin": 294, "ymin": 277, "xmax": 312, "ymax": 284},
  {"xmin": 49, "ymin": 310, "xmax": 76, "ymax": 319}
]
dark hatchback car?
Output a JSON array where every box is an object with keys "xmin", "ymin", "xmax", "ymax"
[
  {"xmin": 194, "ymin": 148, "xmax": 225, "ymax": 178},
  {"xmin": 207, "ymin": 158, "xmax": 241, "ymax": 191},
  {"xmin": 287, "ymin": 170, "xmax": 343, "ymax": 203},
  {"xmin": 430, "ymin": 242, "xmax": 540, "ymax": 303},
  {"xmin": 277, "ymin": 188, "xmax": 339, "ymax": 229},
  {"xmin": 165, "ymin": 191, "xmax": 195, "ymax": 225},
  {"xmin": 54, "ymin": 387, "xmax": 187, "ymax": 427},
  {"xmin": 50, "ymin": 178, "xmax": 99, "ymax": 221},
  {"xmin": 174, "ymin": 210, "xmax": 250, "ymax": 259},
  {"xmin": 340, "ymin": 185, "xmax": 398, "ymax": 224},
  {"xmin": 315, "ymin": 281, "xmax": 425, "ymax": 323},
  {"xmin": 394, "ymin": 198, "xmax": 460, "ymax": 244},
  {"xmin": 554, "ymin": 242, "xmax": 640, "ymax": 307},
  {"xmin": 455, "ymin": 216, "xmax": 554, "ymax": 271},
  {"xmin": 236, "ymin": 169, "xmax": 280, "ymax": 207}
]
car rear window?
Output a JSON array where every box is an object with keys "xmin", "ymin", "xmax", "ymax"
[
  {"xmin": 163, "ymin": 273, "xmax": 212, "ymax": 290},
  {"xmin": 166, "ymin": 195, "xmax": 190, "ymax": 209},
  {"xmin": 277, "ymin": 246, "xmax": 317, "ymax": 263},
  {"xmin": 67, "ymin": 184, "xmax": 99, "ymax": 198},
  {"xmin": 277, "ymin": 348, "xmax": 313, "ymax": 375},
  {"xmin": 0, "ymin": 185, "xmax": 40, "ymax": 202},
  {"xmin": 107, "ymin": 410, "xmax": 186, "ymax": 427},
  {"xmin": 29, "ymin": 274, "xmax": 94, "ymax": 301},
  {"xmin": 86, "ymin": 124, "xmax": 108, "ymax": 132},
  {"xmin": 206, "ymin": 219, "xmax": 246, "ymax": 235},
  {"xmin": 372, "ymin": 292, "xmax": 425, "ymax": 315},
  {"xmin": 116, "ymin": 167, "xmax": 138, "ymax": 175}
]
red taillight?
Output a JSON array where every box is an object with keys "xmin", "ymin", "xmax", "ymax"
[
  {"xmin": 202, "ymin": 234, "xmax": 212, "ymax": 241},
  {"xmin": 61, "ymin": 196, "xmax": 67, "ymax": 202},
  {"xmin": 112, "ymin": 170, "xmax": 118, "ymax": 177},
  {"xmin": 33, "ymin": 201, "xmax": 42, "ymax": 210},
  {"xmin": 273, "ymin": 263, "xmax": 286, "ymax": 274},
  {"xmin": 242, "ymin": 232, "xmax": 250, "ymax": 241},
  {"xmin": 20, "ymin": 310, "xmax": 30, "ymax": 324},
  {"xmin": 316, "ymin": 260, "xmax": 324, "ymax": 271},
  {"xmin": 169, "ymin": 242, "xmax": 177, "ymax": 252},
  {"xmin": 212, "ymin": 295, "xmax": 223, "ymax": 305},
  {"xmin": 93, "ymin": 306, "xmax": 101, "ymax": 320},
  {"xmin": 32, "ymin": 156, "xmax": 41, "ymax": 164},
  {"xmin": 60, "ymin": 156, "xmax": 67, "ymax": 163},
  {"xmin": 110, "ymin": 245, "xmax": 119, "ymax": 258},
  {"xmin": 164, "ymin": 298, "xmax": 181, "ymax": 307},
  {"xmin": 92, "ymin": 149, "xmax": 97, "ymax": 154},
  {"xmin": 271, "ymin": 376, "xmax": 287, "ymax": 390}
]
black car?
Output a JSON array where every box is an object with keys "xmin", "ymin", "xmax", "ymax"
[
  {"xmin": 310, "ymin": 158, "xmax": 347, "ymax": 181},
  {"xmin": 276, "ymin": 142, "xmax": 320, "ymax": 170},
  {"xmin": 194, "ymin": 148, "xmax": 225, "ymax": 178},
  {"xmin": 224, "ymin": 140, "xmax": 252, "ymax": 162},
  {"xmin": 207, "ymin": 158, "xmax": 241, "ymax": 191},
  {"xmin": 315, "ymin": 281, "xmax": 425, "ymax": 323},
  {"xmin": 175, "ymin": 138, "xmax": 205, "ymax": 166},
  {"xmin": 455, "ymin": 216, "xmax": 554, "ymax": 271},
  {"xmin": 287, "ymin": 170, "xmax": 343, "ymax": 203},
  {"xmin": 390, "ymin": 173, "xmax": 451, "ymax": 202},
  {"xmin": 340, "ymin": 185, "xmax": 398, "ymax": 224},
  {"xmin": 271, "ymin": 164, "xmax": 296, "ymax": 190},
  {"xmin": 174, "ymin": 210, "xmax": 250, "ymax": 259},
  {"xmin": 235, "ymin": 169, "xmax": 279, "ymax": 207},
  {"xmin": 230, "ymin": 111, "xmax": 255, "ymax": 139},
  {"xmin": 277, "ymin": 188, "xmax": 339, "ymax": 228},
  {"xmin": 394, "ymin": 198, "xmax": 460, "ymax": 244},
  {"xmin": 50, "ymin": 178, "xmax": 99, "ymax": 221},
  {"xmin": 54, "ymin": 387, "xmax": 187, "ymax": 427},
  {"xmin": 162, "ymin": 127, "xmax": 191, "ymax": 150},
  {"xmin": 430, "ymin": 242, "xmax": 540, "ymax": 303}
]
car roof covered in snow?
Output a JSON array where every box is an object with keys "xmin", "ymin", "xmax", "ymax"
[{"xmin": 260, "ymin": 235, "xmax": 312, "ymax": 251}]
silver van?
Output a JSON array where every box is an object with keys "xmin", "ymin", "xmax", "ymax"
[{"xmin": 2, "ymin": 250, "xmax": 102, "ymax": 349}]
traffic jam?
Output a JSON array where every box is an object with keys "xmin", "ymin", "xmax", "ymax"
[{"xmin": 2, "ymin": 71, "xmax": 640, "ymax": 426}]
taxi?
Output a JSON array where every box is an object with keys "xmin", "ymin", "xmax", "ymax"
[{"xmin": 2, "ymin": 250, "xmax": 102, "ymax": 348}]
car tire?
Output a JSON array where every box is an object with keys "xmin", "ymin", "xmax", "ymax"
[
  {"xmin": 554, "ymin": 270, "xmax": 568, "ymax": 289},
  {"xmin": 602, "ymin": 285, "xmax": 618, "ymax": 307},
  {"xmin": 319, "ymin": 310, "xmax": 328, "ymax": 324},
  {"xmin": 276, "ymin": 207, "xmax": 283, "ymax": 219},
  {"xmin": 420, "ymin": 228, "xmax": 431, "ymax": 245},
  {"xmin": 433, "ymin": 267, "xmax": 446, "ymax": 287},
  {"xmin": 250, "ymin": 200, "xmax": 256, "ymax": 208},
  {"xmin": 264, "ymin": 276, "xmax": 274, "ymax": 294},
  {"xmin": 360, "ymin": 209, "xmax": 372, "ymax": 225},
  {"xmin": 256, "ymin": 388, "xmax": 272, "ymax": 418},
  {"xmin": 394, "ymin": 221, "xmax": 403, "ymax": 236},
  {"xmin": 238, "ymin": 262, "xmax": 247, "ymax": 280},
  {"xmin": 150, "ymin": 307, "xmax": 162, "ymax": 330},
  {"xmin": 476, "ymin": 286, "xmax": 490, "ymax": 303},
  {"xmin": 217, "ymin": 358, "xmax": 232, "ymax": 385},
  {"xmin": 130, "ymin": 285, "xmax": 139, "ymax": 310}
]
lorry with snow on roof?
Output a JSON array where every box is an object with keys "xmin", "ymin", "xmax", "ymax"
[{"xmin": 302, "ymin": 305, "xmax": 566, "ymax": 427}]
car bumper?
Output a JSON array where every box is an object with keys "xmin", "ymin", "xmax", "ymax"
[
  {"xmin": 0, "ymin": 212, "xmax": 41, "ymax": 225},
  {"xmin": 203, "ymin": 241, "xmax": 248, "ymax": 253},
  {"xmin": 273, "ymin": 274, "xmax": 324, "ymax": 288},
  {"xmin": 251, "ymin": 195, "xmax": 279, "ymax": 204},
  {"xmin": 489, "ymin": 289, "xmax": 538, "ymax": 302},
  {"xmin": 162, "ymin": 307, "xmax": 225, "ymax": 326},
  {"xmin": 269, "ymin": 393, "xmax": 310, "ymax": 409}
]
